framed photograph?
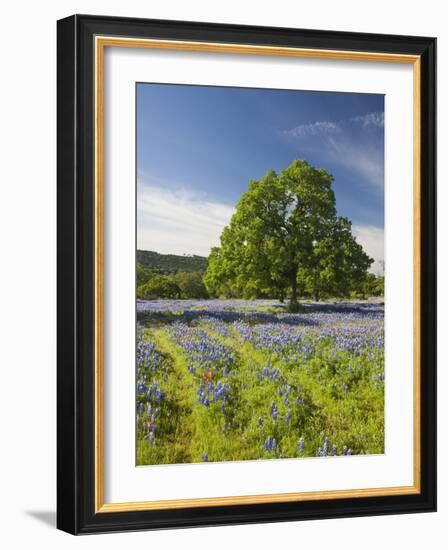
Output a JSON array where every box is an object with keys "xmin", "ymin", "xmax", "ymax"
[{"xmin": 57, "ymin": 14, "xmax": 436, "ymax": 534}]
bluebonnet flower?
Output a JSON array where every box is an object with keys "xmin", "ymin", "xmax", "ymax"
[
  {"xmin": 264, "ymin": 436, "xmax": 271, "ymax": 452},
  {"xmin": 323, "ymin": 436, "xmax": 329, "ymax": 456},
  {"xmin": 137, "ymin": 300, "xmax": 383, "ymax": 460},
  {"xmin": 202, "ymin": 453, "xmax": 208, "ymax": 462},
  {"xmin": 332, "ymin": 444, "xmax": 337, "ymax": 456},
  {"xmin": 342, "ymin": 445, "xmax": 348, "ymax": 456}
]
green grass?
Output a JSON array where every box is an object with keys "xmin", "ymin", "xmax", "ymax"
[{"xmin": 136, "ymin": 314, "xmax": 384, "ymax": 465}]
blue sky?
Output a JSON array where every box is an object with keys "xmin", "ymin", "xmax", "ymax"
[{"xmin": 137, "ymin": 84, "xmax": 384, "ymax": 273}]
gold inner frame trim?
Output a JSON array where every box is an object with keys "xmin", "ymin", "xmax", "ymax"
[{"xmin": 94, "ymin": 35, "xmax": 422, "ymax": 513}]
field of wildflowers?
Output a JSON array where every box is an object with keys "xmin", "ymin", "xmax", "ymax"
[{"xmin": 136, "ymin": 299, "xmax": 384, "ymax": 465}]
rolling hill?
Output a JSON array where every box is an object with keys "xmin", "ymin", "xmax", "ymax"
[{"xmin": 137, "ymin": 250, "xmax": 207, "ymax": 275}]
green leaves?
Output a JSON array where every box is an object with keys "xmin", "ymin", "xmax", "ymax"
[
  {"xmin": 205, "ymin": 159, "xmax": 374, "ymax": 304},
  {"xmin": 137, "ymin": 274, "xmax": 181, "ymax": 299},
  {"xmin": 174, "ymin": 271, "xmax": 208, "ymax": 299}
]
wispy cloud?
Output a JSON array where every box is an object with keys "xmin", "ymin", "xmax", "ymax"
[
  {"xmin": 282, "ymin": 112, "xmax": 384, "ymax": 192},
  {"xmin": 283, "ymin": 112, "xmax": 384, "ymax": 138},
  {"xmin": 351, "ymin": 112, "xmax": 384, "ymax": 128},
  {"xmin": 352, "ymin": 224, "xmax": 384, "ymax": 275},
  {"xmin": 325, "ymin": 136, "xmax": 384, "ymax": 193},
  {"xmin": 285, "ymin": 120, "xmax": 341, "ymax": 138},
  {"xmin": 137, "ymin": 183, "xmax": 234, "ymax": 256}
]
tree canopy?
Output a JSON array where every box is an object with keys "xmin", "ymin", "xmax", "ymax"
[{"xmin": 204, "ymin": 160, "xmax": 373, "ymax": 307}]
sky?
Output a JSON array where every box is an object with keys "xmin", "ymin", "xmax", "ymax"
[{"xmin": 137, "ymin": 83, "xmax": 385, "ymax": 274}]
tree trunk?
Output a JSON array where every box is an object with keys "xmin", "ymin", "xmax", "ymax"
[
  {"xmin": 291, "ymin": 278, "xmax": 297, "ymax": 302},
  {"xmin": 289, "ymin": 266, "xmax": 299, "ymax": 310},
  {"xmin": 313, "ymin": 268, "xmax": 319, "ymax": 302},
  {"xmin": 291, "ymin": 269, "xmax": 298, "ymax": 301}
]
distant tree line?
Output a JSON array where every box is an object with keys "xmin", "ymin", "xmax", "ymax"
[
  {"xmin": 136, "ymin": 259, "xmax": 383, "ymax": 301},
  {"xmin": 137, "ymin": 263, "xmax": 208, "ymax": 299},
  {"xmin": 360, "ymin": 273, "xmax": 384, "ymax": 298}
]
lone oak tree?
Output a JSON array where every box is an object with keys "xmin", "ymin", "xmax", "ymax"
[{"xmin": 205, "ymin": 160, "xmax": 372, "ymax": 308}]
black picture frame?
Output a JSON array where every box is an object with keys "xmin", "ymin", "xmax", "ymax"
[{"xmin": 57, "ymin": 14, "xmax": 436, "ymax": 535}]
